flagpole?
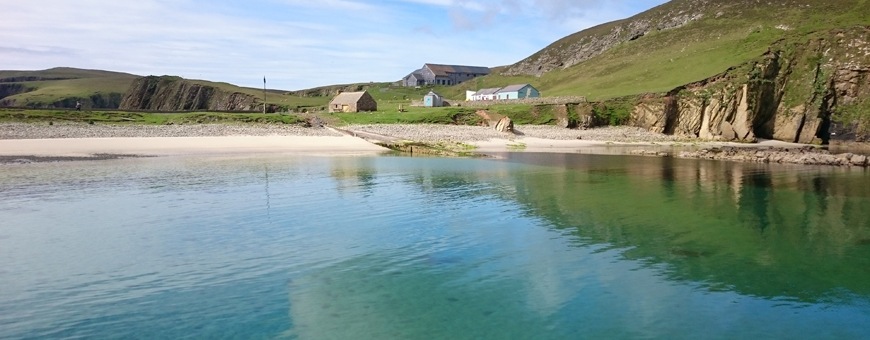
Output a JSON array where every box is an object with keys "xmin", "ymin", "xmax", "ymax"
[{"xmin": 263, "ymin": 76, "xmax": 266, "ymax": 114}]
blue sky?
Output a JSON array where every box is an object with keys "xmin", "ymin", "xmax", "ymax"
[{"xmin": 1, "ymin": 0, "xmax": 668, "ymax": 90}]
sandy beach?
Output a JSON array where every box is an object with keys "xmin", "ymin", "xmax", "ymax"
[
  {"xmin": 1, "ymin": 122, "xmax": 866, "ymax": 166},
  {"xmin": 0, "ymin": 122, "xmax": 685, "ymax": 158},
  {"xmin": 0, "ymin": 136, "xmax": 388, "ymax": 157}
]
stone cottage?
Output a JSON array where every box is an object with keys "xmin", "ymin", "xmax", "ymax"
[{"xmin": 328, "ymin": 91, "xmax": 377, "ymax": 113}]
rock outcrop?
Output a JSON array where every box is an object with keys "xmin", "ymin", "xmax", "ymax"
[
  {"xmin": 119, "ymin": 76, "xmax": 260, "ymax": 111},
  {"xmin": 0, "ymin": 83, "xmax": 34, "ymax": 106},
  {"xmin": 475, "ymin": 109, "xmax": 515, "ymax": 133},
  {"xmin": 493, "ymin": 116, "xmax": 514, "ymax": 133},
  {"xmin": 625, "ymin": 26, "xmax": 870, "ymax": 144},
  {"xmin": 679, "ymin": 146, "xmax": 868, "ymax": 167},
  {"xmin": 0, "ymin": 83, "xmax": 33, "ymax": 99}
]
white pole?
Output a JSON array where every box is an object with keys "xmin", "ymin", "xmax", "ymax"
[{"xmin": 263, "ymin": 76, "xmax": 266, "ymax": 114}]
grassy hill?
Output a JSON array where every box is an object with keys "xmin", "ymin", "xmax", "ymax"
[
  {"xmin": 0, "ymin": 67, "xmax": 330, "ymax": 111},
  {"xmin": 0, "ymin": 68, "xmax": 138, "ymax": 108},
  {"xmin": 443, "ymin": 0, "xmax": 870, "ymax": 101}
]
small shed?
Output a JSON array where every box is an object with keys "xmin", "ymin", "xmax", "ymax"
[
  {"xmin": 423, "ymin": 91, "xmax": 443, "ymax": 107},
  {"xmin": 329, "ymin": 91, "xmax": 377, "ymax": 113}
]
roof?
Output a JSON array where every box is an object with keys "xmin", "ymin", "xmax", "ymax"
[
  {"xmin": 496, "ymin": 84, "xmax": 532, "ymax": 93},
  {"xmin": 424, "ymin": 64, "xmax": 490, "ymax": 77},
  {"xmin": 406, "ymin": 71, "xmax": 424, "ymax": 79},
  {"xmin": 474, "ymin": 88, "xmax": 501, "ymax": 96},
  {"xmin": 330, "ymin": 91, "xmax": 368, "ymax": 105}
]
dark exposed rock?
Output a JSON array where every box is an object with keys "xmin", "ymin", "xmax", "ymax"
[
  {"xmin": 671, "ymin": 146, "xmax": 868, "ymax": 167},
  {"xmin": 119, "ymin": 76, "xmax": 259, "ymax": 111},
  {"xmin": 475, "ymin": 109, "xmax": 515, "ymax": 133},
  {"xmin": 0, "ymin": 83, "xmax": 34, "ymax": 100},
  {"xmin": 494, "ymin": 116, "xmax": 514, "ymax": 133},
  {"xmin": 622, "ymin": 27, "xmax": 870, "ymax": 144}
]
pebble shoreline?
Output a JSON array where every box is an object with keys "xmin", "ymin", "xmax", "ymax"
[
  {"xmin": 0, "ymin": 122, "xmax": 687, "ymax": 143},
  {"xmin": 343, "ymin": 124, "xmax": 691, "ymax": 143},
  {"xmin": 0, "ymin": 122, "xmax": 343, "ymax": 139}
]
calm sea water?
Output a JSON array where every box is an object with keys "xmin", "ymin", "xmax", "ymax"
[{"xmin": 1, "ymin": 153, "xmax": 869, "ymax": 339}]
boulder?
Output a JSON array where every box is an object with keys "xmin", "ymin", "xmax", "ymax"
[{"xmin": 494, "ymin": 116, "xmax": 514, "ymax": 133}]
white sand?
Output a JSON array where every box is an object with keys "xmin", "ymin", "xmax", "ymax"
[
  {"xmin": 0, "ymin": 136, "xmax": 389, "ymax": 157},
  {"xmin": 0, "ymin": 135, "xmax": 818, "ymax": 159},
  {"xmin": 0, "ymin": 122, "xmax": 821, "ymax": 160}
]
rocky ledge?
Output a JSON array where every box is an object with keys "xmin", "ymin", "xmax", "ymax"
[{"xmin": 631, "ymin": 146, "xmax": 869, "ymax": 167}]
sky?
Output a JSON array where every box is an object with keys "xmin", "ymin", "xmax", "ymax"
[{"xmin": 1, "ymin": 0, "xmax": 668, "ymax": 91}]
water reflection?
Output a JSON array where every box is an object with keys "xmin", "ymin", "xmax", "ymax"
[
  {"xmin": 3, "ymin": 153, "xmax": 870, "ymax": 338},
  {"xmin": 495, "ymin": 153, "xmax": 870, "ymax": 302}
]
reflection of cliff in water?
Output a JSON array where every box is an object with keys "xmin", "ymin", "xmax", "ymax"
[
  {"xmin": 497, "ymin": 153, "xmax": 870, "ymax": 302},
  {"xmin": 316, "ymin": 154, "xmax": 870, "ymax": 303}
]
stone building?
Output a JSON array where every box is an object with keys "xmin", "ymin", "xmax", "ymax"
[
  {"xmin": 328, "ymin": 91, "xmax": 377, "ymax": 113},
  {"xmin": 402, "ymin": 64, "xmax": 490, "ymax": 87}
]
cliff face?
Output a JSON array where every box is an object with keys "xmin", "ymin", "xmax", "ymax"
[
  {"xmin": 628, "ymin": 27, "xmax": 870, "ymax": 143},
  {"xmin": 0, "ymin": 83, "xmax": 33, "ymax": 104},
  {"xmin": 0, "ymin": 83, "xmax": 122, "ymax": 109},
  {"xmin": 120, "ymin": 76, "xmax": 259, "ymax": 111}
]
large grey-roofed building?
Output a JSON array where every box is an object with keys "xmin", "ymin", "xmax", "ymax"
[{"xmin": 402, "ymin": 63, "xmax": 490, "ymax": 87}]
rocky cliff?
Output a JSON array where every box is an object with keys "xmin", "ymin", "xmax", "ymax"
[
  {"xmin": 627, "ymin": 26, "xmax": 869, "ymax": 143},
  {"xmin": 120, "ymin": 76, "xmax": 259, "ymax": 111},
  {"xmin": 0, "ymin": 83, "xmax": 123, "ymax": 109},
  {"xmin": 0, "ymin": 83, "xmax": 33, "ymax": 103}
]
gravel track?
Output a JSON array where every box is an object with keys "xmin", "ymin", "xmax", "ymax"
[
  {"xmin": 344, "ymin": 124, "xmax": 691, "ymax": 143},
  {"xmin": 0, "ymin": 123, "xmax": 343, "ymax": 139}
]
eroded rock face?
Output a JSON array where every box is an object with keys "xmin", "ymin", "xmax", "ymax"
[
  {"xmin": 120, "ymin": 76, "xmax": 259, "ymax": 111},
  {"xmin": 630, "ymin": 99, "xmax": 669, "ymax": 134},
  {"xmin": 494, "ymin": 116, "xmax": 514, "ymax": 133},
  {"xmin": 474, "ymin": 109, "xmax": 514, "ymax": 133},
  {"xmin": 626, "ymin": 27, "xmax": 870, "ymax": 144},
  {"xmin": 0, "ymin": 83, "xmax": 32, "ymax": 100}
]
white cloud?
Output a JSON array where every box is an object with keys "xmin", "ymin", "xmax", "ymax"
[{"xmin": 0, "ymin": 0, "xmax": 665, "ymax": 90}]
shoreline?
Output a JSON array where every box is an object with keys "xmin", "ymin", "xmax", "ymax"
[{"xmin": 1, "ymin": 122, "xmax": 867, "ymax": 166}]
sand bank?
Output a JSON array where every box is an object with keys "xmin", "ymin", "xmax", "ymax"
[
  {"xmin": 1, "ymin": 123, "xmax": 865, "ymax": 166},
  {"xmin": 0, "ymin": 136, "xmax": 389, "ymax": 158}
]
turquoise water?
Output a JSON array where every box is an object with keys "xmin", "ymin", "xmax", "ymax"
[{"xmin": 1, "ymin": 153, "xmax": 869, "ymax": 339}]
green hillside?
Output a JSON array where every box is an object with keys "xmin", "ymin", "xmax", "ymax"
[
  {"xmin": 0, "ymin": 67, "xmax": 138, "ymax": 108},
  {"xmin": 444, "ymin": 0, "xmax": 870, "ymax": 101},
  {"xmin": 0, "ymin": 67, "xmax": 329, "ymax": 110}
]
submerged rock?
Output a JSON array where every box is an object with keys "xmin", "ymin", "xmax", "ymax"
[{"xmin": 675, "ymin": 146, "xmax": 868, "ymax": 167}]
